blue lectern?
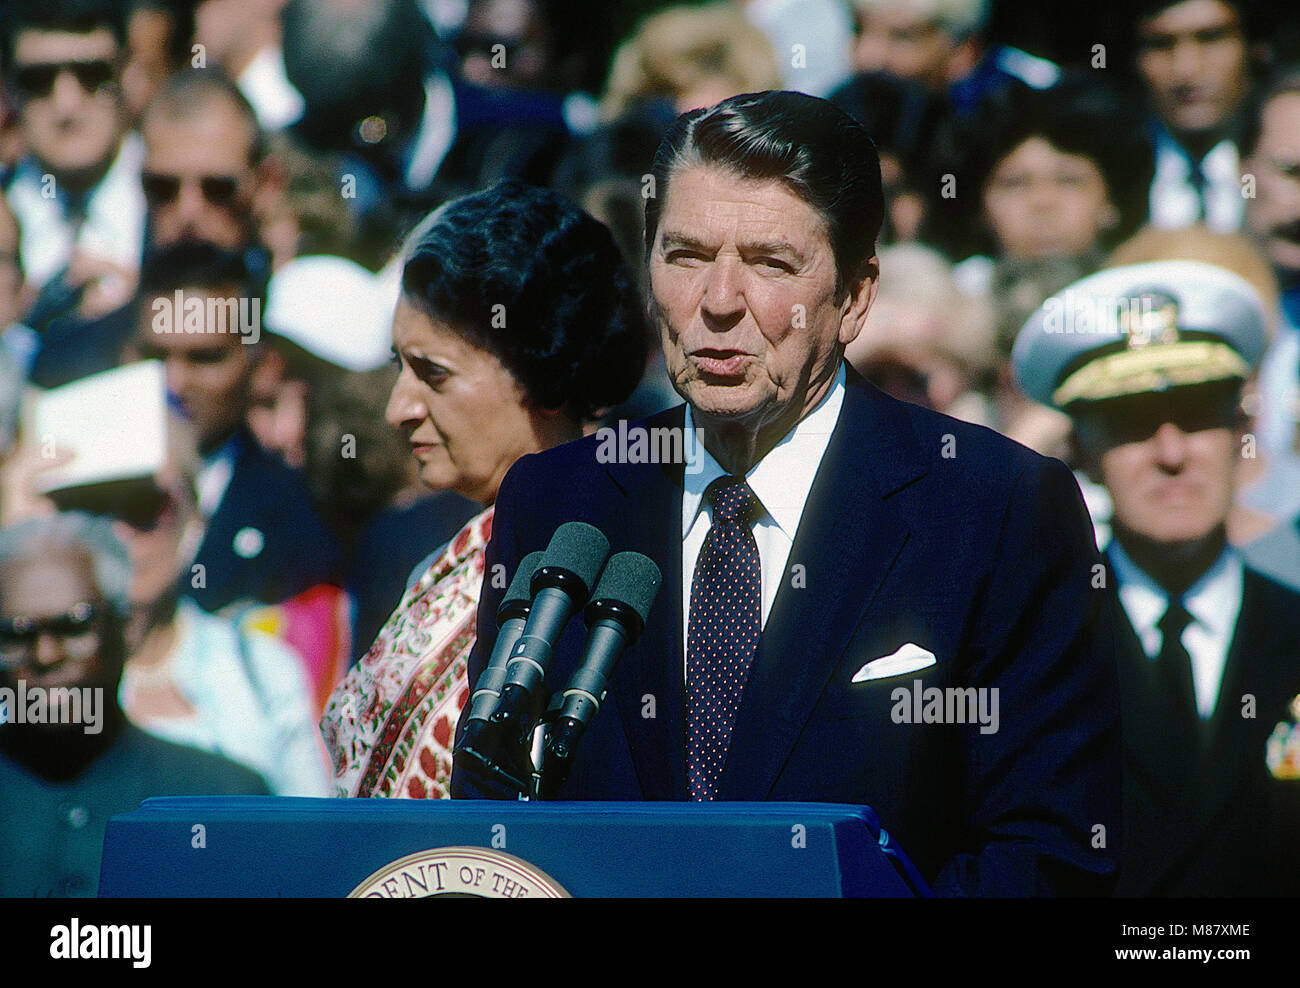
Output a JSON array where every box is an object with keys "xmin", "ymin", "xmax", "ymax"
[{"xmin": 98, "ymin": 798, "xmax": 931, "ymax": 897}]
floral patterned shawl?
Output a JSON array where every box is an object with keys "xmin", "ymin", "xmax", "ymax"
[{"xmin": 321, "ymin": 506, "xmax": 493, "ymax": 798}]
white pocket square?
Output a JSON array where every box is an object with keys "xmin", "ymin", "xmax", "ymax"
[{"xmin": 851, "ymin": 643, "xmax": 937, "ymax": 683}]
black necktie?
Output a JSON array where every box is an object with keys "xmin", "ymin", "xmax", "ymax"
[
  {"xmin": 1156, "ymin": 598, "xmax": 1203, "ymax": 754},
  {"xmin": 687, "ymin": 476, "xmax": 761, "ymax": 801},
  {"xmin": 1188, "ymin": 156, "xmax": 1208, "ymax": 221}
]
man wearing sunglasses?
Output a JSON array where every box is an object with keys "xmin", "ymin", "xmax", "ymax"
[
  {"xmin": 0, "ymin": 511, "xmax": 269, "ymax": 897},
  {"xmin": 2, "ymin": 0, "xmax": 145, "ymax": 354},
  {"xmin": 1015, "ymin": 259, "xmax": 1300, "ymax": 896},
  {"xmin": 139, "ymin": 68, "xmax": 265, "ymax": 251}
]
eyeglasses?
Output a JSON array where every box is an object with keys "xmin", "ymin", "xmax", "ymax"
[
  {"xmin": 0, "ymin": 602, "xmax": 103, "ymax": 667},
  {"xmin": 141, "ymin": 171, "xmax": 242, "ymax": 208},
  {"xmin": 11, "ymin": 60, "xmax": 116, "ymax": 100},
  {"xmin": 1081, "ymin": 395, "xmax": 1240, "ymax": 447}
]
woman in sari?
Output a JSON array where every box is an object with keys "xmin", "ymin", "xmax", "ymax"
[{"xmin": 321, "ymin": 180, "xmax": 649, "ymax": 797}]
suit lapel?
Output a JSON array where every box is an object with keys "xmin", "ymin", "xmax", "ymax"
[
  {"xmin": 721, "ymin": 372, "xmax": 927, "ymax": 800},
  {"xmin": 196, "ymin": 432, "xmax": 257, "ymax": 607},
  {"xmin": 605, "ymin": 406, "xmax": 690, "ymax": 800},
  {"xmin": 1198, "ymin": 571, "xmax": 1267, "ymax": 827},
  {"xmin": 1112, "ymin": 552, "xmax": 1265, "ymax": 887},
  {"xmin": 1108, "ymin": 577, "xmax": 1190, "ymax": 811}
]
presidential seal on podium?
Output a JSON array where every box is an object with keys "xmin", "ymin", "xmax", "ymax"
[{"xmin": 348, "ymin": 846, "xmax": 570, "ymax": 897}]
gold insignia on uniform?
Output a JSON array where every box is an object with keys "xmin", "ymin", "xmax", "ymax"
[
  {"xmin": 1265, "ymin": 693, "xmax": 1300, "ymax": 780},
  {"xmin": 1120, "ymin": 292, "xmax": 1180, "ymax": 349}
]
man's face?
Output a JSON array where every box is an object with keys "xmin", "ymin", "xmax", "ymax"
[
  {"xmin": 983, "ymin": 137, "xmax": 1116, "ymax": 261},
  {"xmin": 1245, "ymin": 92, "xmax": 1300, "ymax": 283},
  {"xmin": 457, "ymin": 0, "xmax": 552, "ymax": 90},
  {"xmin": 851, "ymin": 6, "xmax": 957, "ymax": 90},
  {"xmin": 194, "ymin": 0, "xmax": 258, "ymax": 67},
  {"xmin": 0, "ymin": 549, "xmax": 115, "ymax": 699},
  {"xmin": 132, "ymin": 286, "xmax": 259, "ymax": 453},
  {"xmin": 10, "ymin": 27, "xmax": 124, "ymax": 183},
  {"xmin": 649, "ymin": 165, "xmax": 875, "ymax": 434},
  {"xmin": 121, "ymin": 6, "xmax": 179, "ymax": 122},
  {"xmin": 142, "ymin": 101, "xmax": 256, "ymax": 248},
  {"xmin": 1078, "ymin": 386, "xmax": 1240, "ymax": 548},
  {"xmin": 1136, "ymin": 0, "xmax": 1249, "ymax": 139}
]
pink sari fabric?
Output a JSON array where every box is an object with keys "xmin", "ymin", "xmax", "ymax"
[{"xmin": 321, "ymin": 507, "xmax": 493, "ymax": 798}]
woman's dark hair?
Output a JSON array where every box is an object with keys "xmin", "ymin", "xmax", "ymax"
[
  {"xmin": 401, "ymin": 180, "xmax": 650, "ymax": 421},
  {"xmin": 926, "ymin": 75, "xmax": 1154, "ymax": 260},
  {"xmin": 644, "ymin": 90, "xmax": 884, "ymax": 295}
]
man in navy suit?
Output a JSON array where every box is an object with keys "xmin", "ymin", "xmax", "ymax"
[
  {"xmin": 452, "ymin": 91, "xmax": 1122, "ymax": 897},
  {"xmin": 126, "ymin": 241, "xmax": 341, "ymax": 611},
  {"xmin": 1016, "ymin": 259, "xmax": 1300, "ymax": 895}
]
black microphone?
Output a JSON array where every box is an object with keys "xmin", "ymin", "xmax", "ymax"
[
  {"xmin": 456, "ymin": 551, "xmax": 544, "ymax": 760},
  {"xmin": 541, "ymin": 552, "xmax": 661, "ymax": 795},
  {"xmin": 489, "ymin": 522, "xmax": 610, "ymax": 751}
]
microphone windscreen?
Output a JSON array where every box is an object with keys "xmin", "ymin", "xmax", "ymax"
[
  {"xmin": 589, "ymin": 551, "xmax": 662, "ymax": 623},
  {"xmin": 538, "ymin": 522, "xmax": 610, "ymax": 595},
  {"xmin": 499, "ymin": 551, "xmax": 544, "ymax": 618}
]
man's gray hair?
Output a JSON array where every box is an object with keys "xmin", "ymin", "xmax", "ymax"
[{"xmin": 0, "ymin": 512, "xmax": 131, "ymax": 616}]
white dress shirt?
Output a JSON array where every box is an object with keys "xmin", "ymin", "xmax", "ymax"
[
  {"xmin": 120, "ymin": 598, "xmax": 332, "ymax": 796},
  {"xmin": 1148, "ymin": 128, "xmax": 1244, "ymax": 233},
  {"xmin": 237, "ymin": 45, "xmax": 304, "ymax": 132},
  {"xmin": 681, "ymin": 363, "xmax": 846, "ymax": 666},
  {"xmin": 195, "ymin": 433, "xmax": 240, "ymax": 519},
  {"xmin": 1109, "ymin": 539, "xmax": 1243, "ymax": 718},
  {"xmin": 403, "ymin": 72, "xmax": 457, "ymax": 192},
  {"xmin": 6, "ymin": 133, "xmax": 146, "ymax": 293}
]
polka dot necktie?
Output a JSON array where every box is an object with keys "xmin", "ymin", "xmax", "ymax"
[{"xmin": 687, "ymin": 475, "xmax": 762, "ymax": 801}]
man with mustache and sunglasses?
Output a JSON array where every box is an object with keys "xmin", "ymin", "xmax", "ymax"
[{"xmin": 1, "ymin": 0, "xmax": 146, "ymax": 385}]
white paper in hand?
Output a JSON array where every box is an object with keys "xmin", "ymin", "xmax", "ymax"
[{"xmin": 27, "ymin": 361, "xmax": 168, "ymax": 494}]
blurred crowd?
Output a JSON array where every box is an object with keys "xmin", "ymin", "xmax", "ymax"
[{"xmin": 1, "ymin": 0, "xmax": 1299, "ymax": 896}]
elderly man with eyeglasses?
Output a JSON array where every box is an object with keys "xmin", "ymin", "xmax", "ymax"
[{"xmin": 0, "ymin": 511, "xmax": 268, "ymax": 898}]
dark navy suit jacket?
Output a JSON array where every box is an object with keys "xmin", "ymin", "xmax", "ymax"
[
  {"xmin": 452, "ymin": 367, "xmax": 1123, "ymax": 896},
  {"xmin": 1108, "ymin": 560, "xmax": 1300, "ymax": 896},
  {"xmin": 186, "ymin": 429, "xmax": 342, "ymax": 613}
]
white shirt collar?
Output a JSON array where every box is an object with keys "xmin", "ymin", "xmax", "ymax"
[
  {"xmin": 1182, "ymin": 544, "xmax": 1242, "ymax": 646},
  {"xmin": 196, "ymin": 433, "xmax": 241, "ymax": 518},
  {"xmin": 1110, "ymin": 538, "xmax": 1241, "ymax": 646},
  {"xmin": 1109, "ymin": 537, "xmax": 1168, "ymax": 652},
  {"xmin": 237, "ymin": 45, "xmax": 305, "ymax": 132},
  {"xmin": 404, "ymin": 72, "xmax": 456, "ymax": 191},
  {"xmin": 682, "ymin": 362, "xmax": 846, "ymax": 537},
  {"xmin": 1109, "ymin": 537, "xmax": 1243, "ymax": 717}
]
